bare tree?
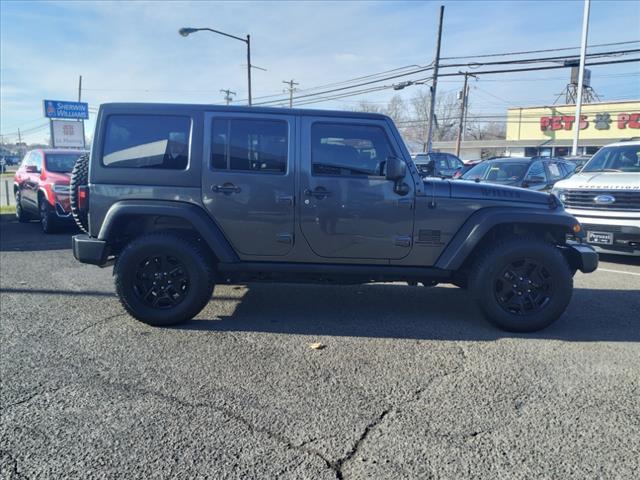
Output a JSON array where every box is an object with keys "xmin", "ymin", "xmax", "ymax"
[
  {"xmin": 384, "ymin": 95, "xmax": 407, "ymax": 125},
  {"xmin": 352, "ymin": 100, "xmax": 383, "ymax": 113}
]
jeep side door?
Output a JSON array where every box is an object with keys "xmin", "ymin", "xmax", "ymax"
[
  {"xmin": 299, "ymin": 118, "xmax": 415, "ymax": 260},
  {"xmin": 202, "ymin": 112, "xmax": 295, "ymax": 257}
]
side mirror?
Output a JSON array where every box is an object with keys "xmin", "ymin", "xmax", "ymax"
[
  {"xmin": 25, "ymin": 165, "xmax": 38, "ymax": 173},
  {"xmin": 574, "ymin": 165, "xmax": 582, "ymax": 173},
  {"xmin": 385, "ymin": 156, "xmax": 406, "ymax": 181},
  {"xmin": 529, "ymin": 175, "xmax": 545, "ymax": 184}
]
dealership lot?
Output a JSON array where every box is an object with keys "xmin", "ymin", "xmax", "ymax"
[{"xmin": 1, "ymin": 216, "xmax": 639, "ymax": 479}]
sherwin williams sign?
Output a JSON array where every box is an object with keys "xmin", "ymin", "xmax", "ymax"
[{"xmin": 43, "ymin": 99, "xmax": 89, "ymax": 119}]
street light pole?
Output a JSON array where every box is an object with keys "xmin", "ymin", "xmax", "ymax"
[
  {"xmin": 572, "ymin": 0, "xmax": 590, "ymax": 155},
  {"xmin": 179, "ymin": 27, "xmax": 254, "ymax": 106}
]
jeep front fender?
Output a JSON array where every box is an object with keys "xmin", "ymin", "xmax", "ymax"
[{"xmin": 435, "ymin": 207, "xmax": 582, "ymax": 271}]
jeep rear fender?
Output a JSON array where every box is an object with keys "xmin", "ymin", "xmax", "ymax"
[
  {"xmin": 435, "ymin": 207, "xmax": 581, "ymax": 271},
  {"xmin": 98, "ymin": 200, "xmax": 239, "ymax": 263}
]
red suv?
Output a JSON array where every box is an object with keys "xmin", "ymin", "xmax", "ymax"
[{"xmin": 14, "ymin": 149, "xmax": 88, "ymax": 233}]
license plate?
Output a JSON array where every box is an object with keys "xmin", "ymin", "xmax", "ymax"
[{"xmin": 587, "ymin": 231, "xmax": 613, "ymax": 245}]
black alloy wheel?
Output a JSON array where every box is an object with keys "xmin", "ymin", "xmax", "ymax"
[
  {"xmin": 494, "ymin": 258, "xmax": 552, "ymax": 315},
  {"xmin": 133, "ymin": 254, "xmax": 190, "ymax": 309}
]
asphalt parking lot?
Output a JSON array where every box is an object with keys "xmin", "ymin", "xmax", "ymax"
[{"xmin": 1, "ymin": 215, "xmax": 639, "ymax": 479}]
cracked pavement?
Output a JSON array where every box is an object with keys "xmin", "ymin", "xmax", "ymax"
[{"xmin": 1, "ymin": 217, "xmax": 639, "ymax": 479}]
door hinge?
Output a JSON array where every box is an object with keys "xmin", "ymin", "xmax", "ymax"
[
  {"xmin": 276, "ymin": 194, "xmax": 294, "ymax": 206},
  {"xmin": 394, "ymin": 235, "xmax": 412, "ymax": 247},
  {"xmin": 277, "ymin": 233, "xmax": 294, "ymax": 244},
  {"xmin": 397, "ymin": 198, "xmax": 414, "ymax": 209}
]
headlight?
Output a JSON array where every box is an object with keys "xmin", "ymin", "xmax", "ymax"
[
  {"xmin": 52, "ymin": 184, "xmax": 70, "ymax": 194},
  {"xmin": 552, "ymin": 188, "xmax": 566, "ymax": 204}
]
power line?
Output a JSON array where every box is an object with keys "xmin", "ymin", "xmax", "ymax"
[
  {"xmin": 440, "ymin": 40, "xmax": 640, "ymax": 60},
  {"xmin": 255, "ymin": 50, "xmax": 640, "ymax": 107}
]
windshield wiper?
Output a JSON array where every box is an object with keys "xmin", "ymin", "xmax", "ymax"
[{"xmin": 585, "ymin": 168, "xmax": 622, "ymax": 173}]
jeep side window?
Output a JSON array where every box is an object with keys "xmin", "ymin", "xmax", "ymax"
[
  {"xmin": 311, "ymin": 123, "xmax": 393, "ymax": 177},
  {"xmin": 102, "ymin": 115, "xmax": 190, "ymax": 169},
  {"xmin": 211, "ymin": 118, "xmax": 287, "ymax": 174}
]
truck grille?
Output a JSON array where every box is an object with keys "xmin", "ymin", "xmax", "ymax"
[{"xmin": 563, "ymin": 190, "xmax": 640, "ymax": 211}]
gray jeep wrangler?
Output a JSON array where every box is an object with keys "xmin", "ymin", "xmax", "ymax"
[{"xmin": 71, "ymin": 103, "xmax": 597, "ymax": 332}]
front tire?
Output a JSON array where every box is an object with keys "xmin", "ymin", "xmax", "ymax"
[
  {"xmin": 114, "ymin": 233, "xmax": 215, "ymax": 326},
  {"xmin": 469, "ymin": 237, "xmax": 573, "ymax": 332},
  {"xmin": 39, "ymin": 198, "xmax": 57, "ymax": 233}
]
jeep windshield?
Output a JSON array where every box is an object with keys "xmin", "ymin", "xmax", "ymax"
[
  {"xmin": 581, "ymin": 144, "xmax": 640, "ymax": 173},
  {"xmin": 45, "ymin": 153, "xmax": 84, "ymax": 173},
  {"xmin": 462, "ymin": 160, "xmax": 528, "ymax": 184}
]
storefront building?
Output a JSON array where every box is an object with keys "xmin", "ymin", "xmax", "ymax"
[{"xmin": 505, "ymin": 100, "xmax": 640, "ymax": 157}]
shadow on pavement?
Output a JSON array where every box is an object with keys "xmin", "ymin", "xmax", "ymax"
[
  {"xmin": 0, "ymin": 214, "xmax": 75, "ymax": 252},
  {"xmin": 175, "ymin": 283, "xmax": 640, "ymax": 343},
  {"xmin": 598, "ymin": 253, "xmax": 640, "ymax": 267}
]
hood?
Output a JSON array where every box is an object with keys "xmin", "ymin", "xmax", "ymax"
[
  {"xmin": 448, "ymin": 179, "xmax": 550, "ymax": 205},
  {"xmin": 555, "ymin": 172, "xmax": 640, "ymax": 190}
]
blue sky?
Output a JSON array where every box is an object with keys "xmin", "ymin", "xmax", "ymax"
[{"xmin": 1, "ymin": 0, "xmax": 639, "ymax": 143}]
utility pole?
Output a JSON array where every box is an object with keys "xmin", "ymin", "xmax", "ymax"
[
  {"xmin": 455, "ymin": 72, "xmax": 475, "ymax": 157},
  {"xmin": 78, "ymin": 75, "xmax": 86, "ymax": 149},
  {"xmin": 572, "ymin": 0, "xmax": 590, "ymax": 155},
  {"xmin": 17, "ymin": 128, "xmax": 22, "ymax": 145},
  {"xmin": 426, "ymin": 5, "xmax": 444, "ymax": 153},
  {"xmin": 283, "ymin": 79, "xmax": 299, "ymax": 108},
  {"xmin": 246, "ymin": 34, "xmax": 252, "ymax": 106},
  {"xmin": 220, "ymin": 89, "xmax": 236, "ymax": 105}
]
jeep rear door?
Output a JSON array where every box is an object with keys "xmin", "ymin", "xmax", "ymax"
[
  {"xmin": 299, "ymin": 117, "xmax": 415, "ymax": 260},
  {"xmin": 202, "ymin": 112, "xmax": 295, "ymax": 257}
]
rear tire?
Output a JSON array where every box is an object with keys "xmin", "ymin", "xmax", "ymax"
[
  {"xmin": 15, "ymin": 191, "xmax": 29, "ymax": 223},
  {"xmin": 469, "ymin": 236, "xmax": 573, "ymax": 332},
  {"xmin": 114, "ymin": 233, "xmax": 215, "ymax": 326}
]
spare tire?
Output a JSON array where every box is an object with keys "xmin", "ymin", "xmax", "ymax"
[{"xmin": 70, "ymin": 154, "xmax": 89, "ymax": 233}]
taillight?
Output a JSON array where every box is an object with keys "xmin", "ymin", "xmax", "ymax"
[{"xmin": 78, "ymin": 186, "xmax": 89, "ymax": 211}]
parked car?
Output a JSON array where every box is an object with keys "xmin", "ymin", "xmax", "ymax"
[
  {"xmin": 461, "ymin": 156, "xmax": 575, "ymax": 191},
  {"xmin": 452, "ymin": 158, "xmax": 483, "ymax": 179},
  {"xmin": 562, "ymin": 155, "xmax": 592, "ymax": 173},
  {"xmin": 553, "ymin": 139, "xmax": 640, "ymax": 256},
  {"xmin": 14, "ymin": 148, "xmax": 89, "ymax": 233},
  {"xmin": 70, "ymin": 103, "xmax": 596, "ymax": 333},
  {"xmin": 412, "ymin": 152, "xmax": 464, "ymax": 178}
]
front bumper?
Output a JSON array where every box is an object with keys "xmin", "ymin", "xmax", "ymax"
[
  {"xmin": 564, "ymin": 242, "xmax": 599, "ymax": 273},
  {"xmin": 572, "ymin": 214, "xmax": 640, "ymax": 256},
  {"xmin": 72, "ymin": 234, "xmax": 108, "ymax": 266}
]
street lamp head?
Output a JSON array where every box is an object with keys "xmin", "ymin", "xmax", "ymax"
[{"xmin": 179, "ymin": 27, "xmax": 198, "ymax": 37}]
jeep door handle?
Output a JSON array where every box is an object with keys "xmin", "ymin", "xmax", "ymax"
[
  {"xmin": 212, "ymin": 184, "xmax": 241, "ymax": 194},
  {"xmin": 304, "ymin": 187, "xmax": 331, "ymax": 198}
]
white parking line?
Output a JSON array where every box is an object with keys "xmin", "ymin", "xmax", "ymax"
[{"xmin": 598, "ymin": 268, "xmax": 640, "ymax": 277}]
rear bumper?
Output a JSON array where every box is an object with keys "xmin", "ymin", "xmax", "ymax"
[
  {"xmin": 564, "ymin": 242, "xmax": 599, "ymax": 273},
  {"xmin": 72, "ymin": 234, "xmax": 108, "ymax": 266}
]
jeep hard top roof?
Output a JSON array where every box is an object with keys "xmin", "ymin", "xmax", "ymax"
[{"xmin": 98, "ymin": 102, "xmax": 391, "ymax": 121}]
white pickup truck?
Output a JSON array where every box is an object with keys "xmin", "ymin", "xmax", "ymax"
[{"xmin": 553, "ymin": 139, "xmax": 640, "ymax": 256}]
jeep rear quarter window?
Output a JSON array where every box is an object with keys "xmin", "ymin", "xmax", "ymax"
[
  {"xmin": 102, "ymin": 114, "xmax": 191, "ymax": 169},
  {"xmin": 211, "ymin": 118, "xmax": 287, "ymax": 173},
  {"xmin": 311, "ymin": 123, "xmax": 393, "ymax": 177}
]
